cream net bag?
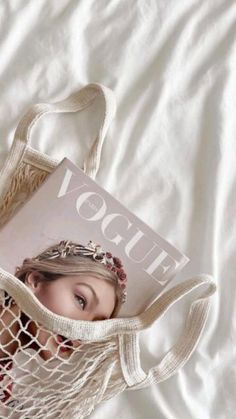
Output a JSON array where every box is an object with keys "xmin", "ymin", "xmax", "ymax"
[{"xmin": 0, "ymin": 83, "xmax": 217, "ymax": 418}]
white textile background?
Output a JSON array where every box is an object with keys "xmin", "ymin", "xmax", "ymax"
[{"xmin": 0, "ymin": 1, "xmax": 235, "ymax": 418}]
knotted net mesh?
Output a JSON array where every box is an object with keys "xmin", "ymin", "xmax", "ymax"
[
  {"xmin": 0, "ymin": 161, "xmax": 49, "ymax": 230},
  {"xmin": 0, "ymin": 291, "xmax": 126, "ymax": 419}
]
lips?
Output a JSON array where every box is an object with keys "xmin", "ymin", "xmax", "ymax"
[{"xmin": 56, "ymin": 335, "xmax": 73, "ymax": 351}]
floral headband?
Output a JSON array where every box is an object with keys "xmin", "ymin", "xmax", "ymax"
[{"xmin": 33, "ymin": 240, "xmax": 127, "ymax": 303}]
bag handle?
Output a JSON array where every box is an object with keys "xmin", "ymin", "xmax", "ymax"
[
  {"xmin": 0, "ymin": 270, "xmax": 216, "ymax": 342},
  {"xmin": 120, "ymin": 274, "xmax": 217, "ymax": 389},
  {"xmin": 12, "ymin": 83, "xmax": 116, "ymax": 179}
]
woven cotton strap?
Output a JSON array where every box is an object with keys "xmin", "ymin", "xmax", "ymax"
[
  {"xmin": 0, "ymin": 269, "xmax": 216, "ymax": 339},
  {"xmin": 0, "ymin": 83, "xmax": 116, "ymax": 199},
  {"xmin": 119, "ymin": 273, "xmax": 217, "ymax": 389}
]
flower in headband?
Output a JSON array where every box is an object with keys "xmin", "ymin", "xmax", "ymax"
[{"xmin": 34, "ymin": 240, "xmax": 127, "ymax": 303}]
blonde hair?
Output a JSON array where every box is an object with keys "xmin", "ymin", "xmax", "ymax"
[{"xmin": 14, "ymin": 254, "xmax": 123, "ymax": 318}]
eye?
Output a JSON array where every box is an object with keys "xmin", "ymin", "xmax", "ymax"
[{"xmin": 74, "ymin": 294, "xmax": 87, "ymax": 310}]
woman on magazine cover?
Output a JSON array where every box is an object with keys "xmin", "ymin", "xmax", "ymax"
[{"xmin": 0, "ymin": 239, "xmax": 127, "ymax": 405}]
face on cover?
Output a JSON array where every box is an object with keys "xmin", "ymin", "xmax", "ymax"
[
  {"xmin": 24, "ymin": 272, "xmax": 116, "ymax": 360},
  {"xmin": 0, "ymin": 273, "xmax": 116, "ymax": 362}
]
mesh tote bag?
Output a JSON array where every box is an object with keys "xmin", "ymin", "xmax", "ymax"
[{"xmin": 0, "ymin": 83, "xmax": 217, "ymax": 419}]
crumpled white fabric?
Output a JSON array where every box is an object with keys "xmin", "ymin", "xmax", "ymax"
[{"xmin": 0, "ymin": 1, "xmax": 234, "ymax": 418}]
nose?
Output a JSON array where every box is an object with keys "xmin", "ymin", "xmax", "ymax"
[
  {"xmin": 86, "ymin": 313, "xmax": 106, "ymax": 321},
  {"xmin": 77, "ymin": 313, "xmax": 106, "ymax": 321},
  {"xmin": 80, "ymin": 313, "xmax": 95, "ymax": 321},
  {"xmin": 93, "ymin": 315, "xmax": 107, "ymax": 321}
]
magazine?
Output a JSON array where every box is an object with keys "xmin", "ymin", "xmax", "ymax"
[{"xmin": 0, "ymin": 157, "xmax": 189, "ymax": 317}]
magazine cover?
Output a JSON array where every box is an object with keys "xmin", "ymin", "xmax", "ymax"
[{"xmin": 0, "ymin": 157, "xmax": 190, "ymax": 317}]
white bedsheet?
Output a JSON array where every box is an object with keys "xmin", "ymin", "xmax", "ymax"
[{"xmin": 0, "ymin": 1, "xmax": 234, "ymax": 418}]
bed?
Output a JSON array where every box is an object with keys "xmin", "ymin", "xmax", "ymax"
[{"xmin": 0, "ymin": 1, "xmax": 234, "ymax": 418}]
